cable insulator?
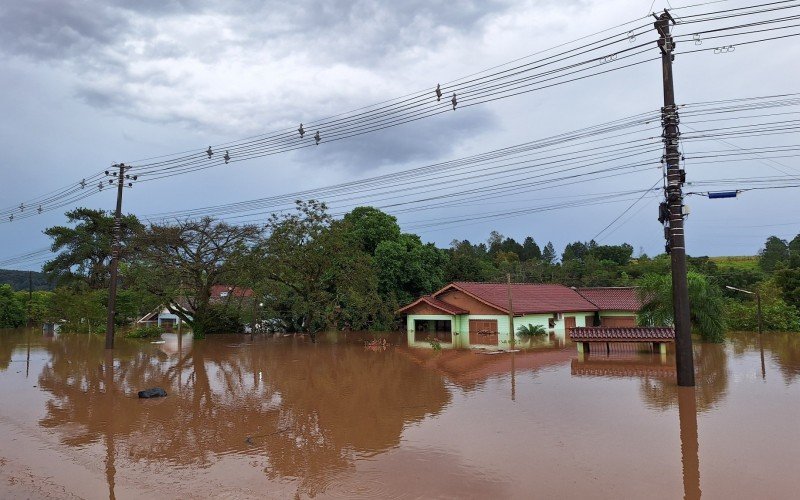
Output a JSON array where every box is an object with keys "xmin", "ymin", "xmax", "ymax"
[
  {"xmin": 435, "ymin": 84, "xmax": 442, "ymax": 102},
  {"xmin": 38, "ymin": 206, "xmax": 42, "ymax": 214},
  {"xmin": 451, "ymin": 93, "xmax": 458, "ymax": 110},
  {"xmin": 314, "ymin": 131, "xmax": 321, "ymax": 145},
  {"xmin": 207, "ymin": 146, "xmax": 213, "ymax": 158},
  {"xmin": 224, "ymin": 151, "xmax": 230, "ymax": 164},
  {"xmin": 298, "ymin": 124, "xmax": 305, "ymax": 138}
]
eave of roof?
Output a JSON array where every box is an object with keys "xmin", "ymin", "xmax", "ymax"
[{"xmin": 396, "ymin": 295, "xmax": 469, "ymax": 315}]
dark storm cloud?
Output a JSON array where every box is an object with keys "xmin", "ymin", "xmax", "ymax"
[
  {"xmin": 314, "ymin": 106, "xmax": 497, "ymax": 169},
  {"xmin": 0, "ymin": 0, "xmax": 519, "ymax": 169}
]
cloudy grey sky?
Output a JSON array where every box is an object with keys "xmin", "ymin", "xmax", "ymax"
[{"xmin": 1, "ymin": 0, "xmax": 799, "ymax": 269}]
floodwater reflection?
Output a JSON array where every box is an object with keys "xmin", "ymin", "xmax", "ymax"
[
  {"xmin": 1, "ymin": 329, "xmax": 799, "ymax": 498},
  {"xmin": 32, "ymin": 332, "xmax": 451, "ymax": 497}
]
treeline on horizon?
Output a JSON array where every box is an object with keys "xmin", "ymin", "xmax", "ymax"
[{"xmin": 1, "ymin": 203, "xmax": 799, "ymax": 339}]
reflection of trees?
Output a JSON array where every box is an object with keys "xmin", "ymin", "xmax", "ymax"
[
  {"xmin": 35, "ymin": 334, "xmax": 451, "ymax": 497},
  {"xmin": 0, "ymin": 329, "xmax": 18, "ymax": 370},
  {"xmin": 639, "ymin": 343, "xmax": 729, "ymax": 412}
]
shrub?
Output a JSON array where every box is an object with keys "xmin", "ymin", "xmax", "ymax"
[
  {"xmin": 517, "ymin": 324, "xmax": 547, "ymax": 337},
  {"xmin": 125, "ymin": 325, "xmax": 165, "ymax": 339}
]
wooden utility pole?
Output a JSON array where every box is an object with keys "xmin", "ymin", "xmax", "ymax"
[
  {"xmin": 655, "ymin": 11, "xmax": 695, "ymax": 386},
  {"xmin": 27, "ymin": 270, "xmax": 33, "ymax": 326},
  {"xmin": 105, "ymin": 163, "xmax": 126, "ymax": 350}
]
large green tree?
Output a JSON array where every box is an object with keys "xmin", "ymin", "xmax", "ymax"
[
  {"xmin": 759, "ymin": 236, "xmax": 789, "ymax": 273},
  {"xmin": 131, "ymin": 217, "xmax": 262, "ymax": 337},
  {"xmin": 341, "ymin": 206, "xmax": 401, "ymax": 255},
  {"xmin": 43, "ymin": 208, "xmax": 142, "ymax": 288},
  {"xmin": 374, "ymin": 233, "xmax": 448, "ymax": 306}
]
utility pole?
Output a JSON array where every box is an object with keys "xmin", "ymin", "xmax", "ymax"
[
  {"xmin": 506, "ymin": 274, "xmax": 515, "ymax": 349},
  {"xmin": 105, "ymin": 163, "xmax": 127, "ymax": 350},
  {"xmin": 655, "ymin": 10, "xmax": 695, "ymax": 387},
  {"xmin": 27, "ymin": 270, "xmax": 33, "ymax": 326}
]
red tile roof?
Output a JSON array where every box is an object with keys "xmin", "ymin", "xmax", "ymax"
[
  {"xmin": 569, "ymin": 327, "xmax": 675, "ymax": 341},
  {"xmin": 440, "ymin": 282, "xmax": 598, "ymax": 314},
  {"xmin": 576, "ymin": 287, "xmax": 642, "ymax": 312},
  {"xmin": 397, "ymin": 295, "xmax": 469, "ymax": 315}
]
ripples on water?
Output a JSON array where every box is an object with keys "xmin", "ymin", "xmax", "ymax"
[{"xmin": 0, "ymin": 329, "xmax": 798, "ymax": 499}]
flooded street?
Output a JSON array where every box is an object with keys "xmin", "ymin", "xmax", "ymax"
[{"xmin": 1, "ymin": 329, "xmax": 799, "ymax": 499}]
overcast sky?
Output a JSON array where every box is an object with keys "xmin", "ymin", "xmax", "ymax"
[{"xmin": 1, "ymin": 0, "xmax": 799, "ymax": 269}]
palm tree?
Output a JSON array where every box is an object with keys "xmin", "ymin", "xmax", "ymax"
[{"xmin": 638, "ymin": 271, "xmax": 726, "ymax": 342}]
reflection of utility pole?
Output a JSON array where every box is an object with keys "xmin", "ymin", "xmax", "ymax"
[
  {"xmin": 103, "ymin": 350, "xmax": 116, "ymax": 499},
  {"xmin": 510, "ymin": 351, "xmax": 516, "ymax": 402},
  {"xmin": 655, "ymin": 10, "xmax": 694, "ymax": 387},
  {"xmin": 677, "ymin": 387, "xmax": 701, "ymax": 500}
]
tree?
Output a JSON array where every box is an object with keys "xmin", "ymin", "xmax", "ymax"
[
  {"xmin": 759, "ymin": 236, "xmax": 789, "ymax": 273},
  {"xmin": 562, "ymin": 241, "xmax": 589, "ymax": 262},
  {"xmin": 132, "ymin": 217, "xmax": 262, "ymax": 338},
  {"xmin": 542, "ymin": 242, "xmax": 557, "ymax": 265},
  {"xmin": 374, "ymin": 233, "xmax": 448, "ymax": 306},
  {"xmin": 520, "ymin": 236, "xmax": 542, "ymax": 261},
  {"xmin": 591, "ymin": 243, "xmax": 634, "ymax": 266},
  {"xmin": 341, "ymin": 206, "xmax": 401, "ymax": 255},
  {"xmin": 444, "ymin": 240, "xmax": 494, "ymax": 282},
  {"xmin": 0, "ymin": 284, "xmax": 25, "ymax": 328},
  {"xmin": 16, "ymin": 290, "xmax": 53, "ymax": 325},
  {"xmin": 775, "ymin": 254, "xmax": 800, "ymax": 309},
  {"xmin": 638, "ymin": 271, "xmax": 726, "ymax": 342},
  {"xmin": 43, "ymin": 208, "xmax": 142, "ymax": 288}
]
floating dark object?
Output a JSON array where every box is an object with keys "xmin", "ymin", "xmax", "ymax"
[{"xmin": 138, "ymin": 387, "xmax": 167, "ymax": 398}]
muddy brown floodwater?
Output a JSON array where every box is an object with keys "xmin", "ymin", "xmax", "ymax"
[{"xmin": 0, "ymin": 329, "xmax": 799, "ymax": 499}]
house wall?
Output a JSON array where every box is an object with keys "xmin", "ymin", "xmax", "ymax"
[
  {"xmin": 513, "ymin": 312, "xmax": 594, "ymax": 344},
  {"xmin": 598, "ymin": 310, "xmax": 638, "ymax": 327},
  {"xmin": 405, "ymin": 310, "xmax": 597, "ymax": 349},
  {"xmin": 157, "ymin": 312, "xmax": 182, "ymax": 327},
  {"xmin": 406, "ymin": 314, "xmax": 457, "ymax": 348},
  {"xmin": 436, "ymin": 290, "xmax": 505, "ymax": 315}
]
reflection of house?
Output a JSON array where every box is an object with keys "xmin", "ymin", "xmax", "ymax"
[
  {"xmin": 398, "ymin": 282, "xmax": 641, "ymax": 349},
  {"xmin": 136, "ymin": 285, "xmax": 254, "ymax": 331}
]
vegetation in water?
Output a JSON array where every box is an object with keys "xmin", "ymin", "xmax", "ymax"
[
  {"xmin": 428, "ymin": 339, "xmax": 442, "ymax": 350},
  {"xmin": 1, "ymin": 203, "xmax": 799, "ymax": 338},
  {"xmin": 516, "ymin": 324, "xmax": 547, "ymax": 337},
  {"xmin": 125, "ymin": 325, "xmax": 165, "ymax": 339}
]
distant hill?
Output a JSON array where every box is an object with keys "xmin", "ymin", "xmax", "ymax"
[
  {"xmin": 0, "ymin": 269, "xmax": 53, "ymax": 291},
  {"xmin": 709, "ymin": 256, "xmax": 760, "ymax": 271}
]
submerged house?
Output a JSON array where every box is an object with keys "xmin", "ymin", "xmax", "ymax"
[
  {"xmin": 398, "ymin": 282, "xmax": 641, "ymax": 349},
  {"xmin": 136, "ymin": 285, "xmax": 255, "ymax": 331}
]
